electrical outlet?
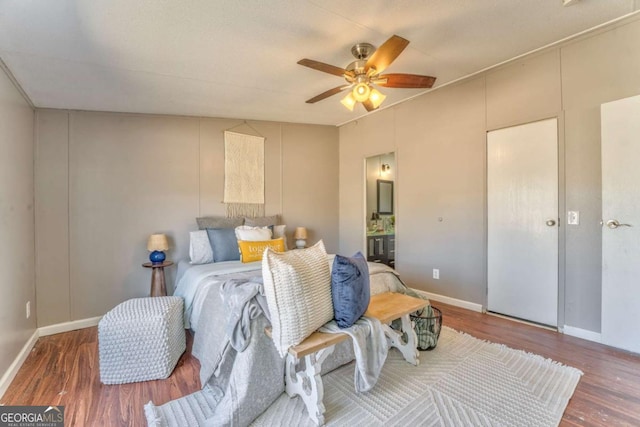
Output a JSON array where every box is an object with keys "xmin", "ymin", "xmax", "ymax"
[
  {"xmin": 433, "ymin": 269, "xmax": 440, "ymax": 280},
  {"xmin": 26, "ymin": 301, "xmax": 31, "ymax": 319}
]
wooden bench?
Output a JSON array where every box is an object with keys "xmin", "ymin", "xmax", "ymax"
[{"xmin": 266, "ymin": 292, "xmax": 428, "ymax": 425}]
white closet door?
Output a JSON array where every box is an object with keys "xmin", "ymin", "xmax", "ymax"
[
  {"xmin": 601, "ymin": 95, "xmax": 640, "ymax": 354},
  {"xmin": 487, "ymin": 118, "xmax": 558, "ymax": 327}
]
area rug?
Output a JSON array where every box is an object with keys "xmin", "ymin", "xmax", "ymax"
[
  {"xmin": 146, "ymin": 327, "xmax": 582, "ymax": 426},
  {"xmin": 251, "ymin": 327, "xmax": 582, "ymax": 426}
]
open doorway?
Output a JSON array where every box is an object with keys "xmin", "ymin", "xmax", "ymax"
[{"xmin": 365, "ymin": 152, "xmax": 395, "ymax": 267}]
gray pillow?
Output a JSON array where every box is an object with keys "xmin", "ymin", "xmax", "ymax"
[
  {"xmin": 196, "ymin": 216, "xmax": 244, "ymax": 230},
  {"xmin": 206, "ymin": 228, "xmax": 240, "ymax": 262},
  {"xmin": 244, "ymin": 215, "xmax": 280, "ymax": 227}
]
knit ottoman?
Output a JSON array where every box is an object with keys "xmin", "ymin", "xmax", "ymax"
[{"xmin": 98, "ymin": 296, "xmax": 185, "ymax": 385}]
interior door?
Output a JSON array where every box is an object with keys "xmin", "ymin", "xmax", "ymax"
[
  {"xmin": 601, "ymin": 95, "xmax": 640, "ymax": 354},
  {"xmin": 487, "ymin": 118, "xmax": 559, "ymax": 327}
]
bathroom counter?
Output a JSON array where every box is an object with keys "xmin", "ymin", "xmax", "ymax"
[{"xmin": 366, "ymin": 230, "xmax": 395, "ymax": 237}]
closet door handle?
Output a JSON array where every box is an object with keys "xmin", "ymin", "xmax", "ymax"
[{"xmin": 605, "ymin": 219, "xmax": 632, "ymax": 229}]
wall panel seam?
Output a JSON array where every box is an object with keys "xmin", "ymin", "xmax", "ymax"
[
  {"xmin": 67, "ymin": 112, "xmax": 72, "ymax": 321},
  {"xmin": 198, "ymin": 119, "xmax": 201, "ymax": 217},
  {"xmin": 279, "ymin": 124, "xmax": 283, "ymax": 216}
]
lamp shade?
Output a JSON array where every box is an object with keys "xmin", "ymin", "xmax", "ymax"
[
  {"xmin": 147, "ymin": 234, "xmax": 169, "ymax": 252},
  {"xmin": 340, "ymin": 92, "xmax": 356, "ymax": 111},
  {"xmin": 369, "ymin": 88, "xmax": 386, "ymax": 109},
  {"xmin": 294, "ymin": 227, "xmax": 308, "ymax": 240}
]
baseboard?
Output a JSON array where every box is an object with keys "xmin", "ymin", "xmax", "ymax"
[
  {"xmin": 0, "ymin": 330, "xmax": 39, "ymax": 400},
  {"xmin": 38, "ymin": 316, "xmax": 102, "ymax": 337},
  {"xmin": 563, "ymin": 325, "xmax": 602, "ymax": 344},
  {"xmin": 411, "ymin": 289, "xmax": 483, "ymax": 313}
]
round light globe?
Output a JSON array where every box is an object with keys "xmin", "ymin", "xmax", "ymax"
[{"xmin": 352, "ymin": 83, "xmax": 371, "ymax": 102}]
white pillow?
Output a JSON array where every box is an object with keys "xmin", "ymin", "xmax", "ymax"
[
  {"xmin": 272, "ymin": 224, "xmax": 288, "ymax": 250},
  {"xmin": 189, "ymin": 230, "xmax": 213, "ymax": 264},
  {"xmin": 262, "ymin": 240, "xmax": 333, "ymax": 357},
  {"xmin": 235, "ymin": 225, "xmax": 272, "ymax": 242}
]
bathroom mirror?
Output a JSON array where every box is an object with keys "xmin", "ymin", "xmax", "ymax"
[{"xmin": 377, "ymin": 179, "xmax": 394, "ymax": 214}]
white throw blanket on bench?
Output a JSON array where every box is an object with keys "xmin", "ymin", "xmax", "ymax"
[{"xmin": 319, "ymin": 316, "xmax": 388, "ymax": 393}]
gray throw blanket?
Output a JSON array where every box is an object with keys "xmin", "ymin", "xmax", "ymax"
[
  {"xmin": 146, "ymin": 276, "xmax": 285, "ymax": 427},
  {"xmin": 319, "ymin": 316, "xmax": 388, "ymax": 393},
  {"xmin": 220, "ymin": 277, "xmax": 270, "ymax": 352},
  {"xmin": 199, "ymin": 277, "xmax": 283, "ymax": 426}
]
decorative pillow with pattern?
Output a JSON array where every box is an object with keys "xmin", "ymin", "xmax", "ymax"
[
  {"xmin": 189, "ymin": 230, "xmax": 214, "ymax": 264},
  {"xmin": 238, "ymin": 238, "xmax": 285, "ymax": 263},
  {"xmin": 262, "ymin": 240, "xmax": 333, "ymax": 357}
]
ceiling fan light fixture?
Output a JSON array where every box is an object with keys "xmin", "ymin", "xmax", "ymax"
[
  {"xmin": 369, "ymin": 88, "xmax": 386, "ymax": 109},
  {"xmin": 298, "ymin": 35, "xmax": 435, "ymax": 111},
  {"xmin": 340, "ymin": 92, "xmax": 357, "ymax": 111},
  {"xmin": 352, "ymin": 83, "xmax": 371, "ymax": 102}
]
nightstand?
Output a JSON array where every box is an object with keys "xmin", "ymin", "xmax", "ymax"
[{"xmin": 142, "ymin": 261, "xmax": 174, "ymax": 297}]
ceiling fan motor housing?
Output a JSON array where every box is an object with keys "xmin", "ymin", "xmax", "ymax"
[
  {"xmin": 347, "ymin": 43, "xmax": 376, "ymax": 83},
  {"xmin": 345, "ymin": 60, "xmax": 369, "ymax": 83},
  {"xmin": 351, "ymin": 42, "xmax": 375, "ymax": 59}
]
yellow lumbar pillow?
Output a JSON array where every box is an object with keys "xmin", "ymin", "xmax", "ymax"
[{"xmin": 238, "ymin": 237, "xmax": 285, "ymax": 263}]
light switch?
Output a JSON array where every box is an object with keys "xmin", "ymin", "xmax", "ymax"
[{"xmin": 567, "ymin": 211, "xmax": 580, "ymax": 225}]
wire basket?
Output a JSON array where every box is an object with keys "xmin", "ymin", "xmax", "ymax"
[{"xmin": 410, "ymin": 306, "xmax": 442, "ymax": 351}]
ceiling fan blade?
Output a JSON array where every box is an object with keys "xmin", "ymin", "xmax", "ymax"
[
  {"xmin": 365, "ymin": 35, "xmax": 410, "ymax": 74},
  {"xmin": 362, "ymin": 99, "xmax": 377, "ymax": 112},
  {"xmin": 305, "ymin": 85, "xmax": 347, "ymax": 103},
  {"xmin": 298, "ymin": 59, "xmax": 351, "ymax": 78},
  {"xmin": 376, "ymin": 73, "xmax": 436, "ymax": 89}
]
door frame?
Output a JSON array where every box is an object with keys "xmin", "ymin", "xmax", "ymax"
[
  {"xmin": 484, "ymin": 115, "xmax": 566, "ymax": 331},
  {"xmin": 363, "ymin": 151, "xmax": 397, "ymax": 260}
]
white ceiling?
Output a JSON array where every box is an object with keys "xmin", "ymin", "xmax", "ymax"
[{"xmin": 0, "ymin": 0, "xmax": 637, "ymax": 126}]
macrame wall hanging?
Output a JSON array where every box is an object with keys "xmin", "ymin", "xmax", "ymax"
[{"xmin": 223, "ymin": 124, "xmax": 265, "ymax": 218}]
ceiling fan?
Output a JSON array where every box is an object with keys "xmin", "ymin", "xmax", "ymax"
[{"xmin": 298, "ymin": 35, "xmax": 436, "ymax": 112}]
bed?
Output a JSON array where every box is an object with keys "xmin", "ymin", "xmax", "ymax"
[{"xmin": 169, "ymin": 255, "xmax": 413, "ymax": 426}]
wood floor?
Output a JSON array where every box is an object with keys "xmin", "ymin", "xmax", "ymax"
[{"xmin": 3, "ymin": 302, "xmax": 640, "ymax": 426}]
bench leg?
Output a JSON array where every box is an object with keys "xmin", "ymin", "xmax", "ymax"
[
  {"xmin": 285, "ymin": 346, "xmax": 335, "ymax": 426},
  {"xmin": 382, "ymin": 313, "xmax": 420, "ymax": 366}
]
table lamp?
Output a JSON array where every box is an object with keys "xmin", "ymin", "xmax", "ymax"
[
  {"xmin": 294, "ymin": 227, "xmax": 308, "ymax": 249},
  {"xmin": 147, "ymin": 233, "xmax": 169, "ymax": 264}
]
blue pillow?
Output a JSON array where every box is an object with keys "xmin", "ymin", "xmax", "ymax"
[
  {"xmin": 331, "ymin": 252, "xmax": 370, "ymax": 328},
  {"xmin": 206, "ymin": 228, "xmax": 240, "ymax": 262}
]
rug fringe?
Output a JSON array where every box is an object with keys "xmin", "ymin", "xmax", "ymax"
[{"xmin": 144, "ymin": 401, "xmax": 164, "ymax": 427}]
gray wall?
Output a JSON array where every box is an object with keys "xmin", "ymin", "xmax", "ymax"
[
  {"xmin": 339, "ymin": 16, "xmax": 640, "ymax": 333},
  {"xmin": 0, "ymin": 65, "xmax": 36, "ymax": 379},
  {"xmin": 35, "ymin": 110, "xmax": 338, "ymax": 326}
]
